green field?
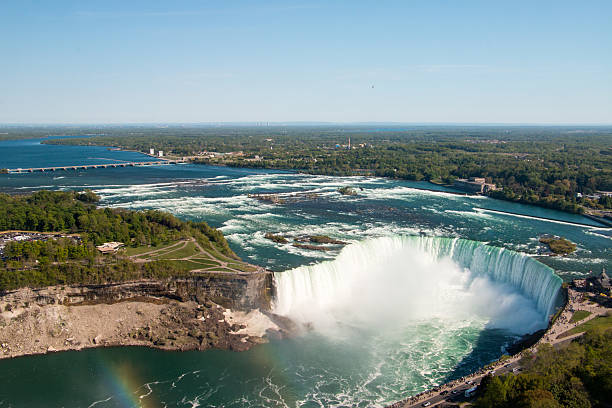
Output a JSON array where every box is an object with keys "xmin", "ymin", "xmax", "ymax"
[
  {"xmin": 124, "ymin": 242, "xmax": 177, "ymax": 256},
  {"xmin": 148, "ymin": 241, "xmax": 200, "ymax": 260},
  {"xmin": 568, "ymin": 315, "xmax": 612, "ymax": 335},
  {"xmin": 227, "ymin": 262, "xmax": 257, "ymax": 272},
  {"xmin": 160, "ymin": 260, "xmax": 225, "ymax": 272},
  {"xmin": 570, "ymin": 310, "xmax": 592, "ymax": 323},
  {"xmin": 126, "ymin": 239, "xmax": 256, "ymax": 274},
  {"xmin": 185, "ymin": 259, "xmax": 223, "ymax": 268}
]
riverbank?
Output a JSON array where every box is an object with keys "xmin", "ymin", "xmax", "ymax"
[{"xmin": 0, "ymin": 278, "xmax": 284, "ymax": 360}]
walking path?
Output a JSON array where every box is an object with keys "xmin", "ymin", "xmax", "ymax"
[{"xmin": 128, "ymin": 238, "xmax": 260, "ymax": 274}]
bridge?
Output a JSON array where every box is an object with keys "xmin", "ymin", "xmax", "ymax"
[{"xmin": 4, "ymin": 159, "xmax": 186, "ymax": 173}]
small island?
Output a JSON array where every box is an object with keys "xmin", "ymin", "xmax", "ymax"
[
  {"xmin": 338, "ymin": 186, "xmax": 358, "ymax": 196},
  {"xmin": 264, "ymin": 233, "xmax": 289, "ymax": 244},
  {"xmin": 264, "ymin": 233, "xmax": 347, "ymax": 251},
  {"xmin": 297, "ymin": 235, "xmax": 347, "ymax": 245},
  {"xmin": 539, "ymin": 236, "xmax": 577, "ymax": 255}
]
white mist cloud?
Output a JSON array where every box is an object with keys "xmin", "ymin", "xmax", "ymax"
[{"xmin": 274, "ymin": 236, "xmax": 548, "ymax": 337}]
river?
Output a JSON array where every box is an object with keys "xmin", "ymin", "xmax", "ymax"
[{"xmin": 0, "ymin": 137, "xmax": 610, "ymax": 407}]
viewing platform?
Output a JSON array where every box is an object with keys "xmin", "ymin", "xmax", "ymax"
[{"xmin": 4, "ymin": 159, "xmax": 186, "ymax": 173}]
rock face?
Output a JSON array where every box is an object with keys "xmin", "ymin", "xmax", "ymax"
[
  {"xmin": 0, "ymin": 272, "xmax": 278, "ymax": 359},
  {"xmin": 0, "ymin": 273, "xmax": 273, "ymax": 312},
  {"xmin": 175, "ymin": 272, "xmax": 274, "ymax": 311}
]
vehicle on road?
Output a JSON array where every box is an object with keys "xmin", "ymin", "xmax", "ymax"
[{"xmin": 422, "ymin": 402, "xmax": 431, "ymax": 407}]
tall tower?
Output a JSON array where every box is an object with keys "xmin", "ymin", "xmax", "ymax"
[{"xmin": 348, "ymin": 137, "xmax": 351, "ymax": 149}]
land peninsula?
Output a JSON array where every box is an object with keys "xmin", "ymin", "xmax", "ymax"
[{"xmin": 0, "ymin": 191, "xmax": 283, "ymax": 359}]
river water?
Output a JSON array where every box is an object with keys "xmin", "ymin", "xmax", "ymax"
[{"xmin": 0, "ymin": 138, "xmax": 610, "ymax": 407}]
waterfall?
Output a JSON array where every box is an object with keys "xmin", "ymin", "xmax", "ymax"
[{"xmin": 273, "ymin": 236, "xmax": 562, "ymax": 332}]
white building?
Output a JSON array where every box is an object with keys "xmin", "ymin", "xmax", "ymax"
[
  {"xmin": 158, "ymin": 151, "xmax": 164, "ymax": 157},
  {"xmin": 96, "ymin": 242, "xmax": 124, "ymax": 254},
  {"xmin": 149, "ymin": 148, "xmax": 155, "ymax": 155}
]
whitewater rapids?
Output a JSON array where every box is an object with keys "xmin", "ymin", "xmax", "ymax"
[{"xmin": 273, "ymin": 236, "xmax": 562, "ymax": 336}]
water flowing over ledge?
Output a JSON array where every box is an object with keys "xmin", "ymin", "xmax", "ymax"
[{"xmin": 273, "ymin": 236, "xmax": 563, "ymax": 327}]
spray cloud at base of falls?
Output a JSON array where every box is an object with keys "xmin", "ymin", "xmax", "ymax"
[{"xmin": 273, "ymin": 236, "xmax": 562, "ymax": 336}]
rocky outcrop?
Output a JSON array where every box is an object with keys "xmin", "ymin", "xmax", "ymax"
[
  {"xmin": 174, "ymin": 272, "xmax": 274, "ymax": 311},
  {"xmin": 0, "ymin": 272, "xmax": 279, "ymax": 359},
  {"xmin": 265, "ymin": 233, "xmax": 289, "ymax": 244}
]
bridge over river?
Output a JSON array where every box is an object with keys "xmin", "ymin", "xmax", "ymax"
[{"xmin": 4, "ymin": 159, "xmax": 186, "ymax": 173}]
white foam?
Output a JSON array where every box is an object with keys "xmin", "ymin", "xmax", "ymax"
[{"xmin": 274, "ymin": 236, "xmax": 554, "ymax": 337}]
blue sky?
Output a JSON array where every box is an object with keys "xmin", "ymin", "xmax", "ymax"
[{"xmin": 1, "ymin": 0, "xmax": 611, "ymax": 124}]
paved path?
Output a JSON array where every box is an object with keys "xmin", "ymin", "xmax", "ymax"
[
  {"xmin": 129, "ymin": 240, "xmax": 187, "ymax": 259},
  {"xmin": 129, "ymin": 238, "xmax": 259, "ymax": 274}
]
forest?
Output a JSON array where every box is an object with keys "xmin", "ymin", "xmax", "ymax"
[
  {"xmin": 33, "ymin": 125, "xmax": 612, "ymax": 214},
  {"xmin": 0, "ymin": 190, "xmax": 235, "ymax": 290},
  {"xmin": 475, "ymin": 328, "xmax": 612, "ymax": 408}
]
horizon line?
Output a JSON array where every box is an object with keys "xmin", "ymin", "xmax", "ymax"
[{"xmin": 2, "ymin": 121, "xmax": 612, "ymax": 127}]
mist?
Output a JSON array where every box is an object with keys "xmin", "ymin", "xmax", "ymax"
[{"xmin": 273, "ymin": 236, "xmax": 551, "ymax": 336}]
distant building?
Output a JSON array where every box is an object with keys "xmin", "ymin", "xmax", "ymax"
[
  {"xmin": 582, "ymin": 270, "xmax": 612, "ymax": 296},
  {"xmin": 96, "ymin": 242, "xmax": 124, "ymax": 254},
  {"xmin": 585, "ymin": 194, "xmax": 601, "ymax": 200},
  {"xmin": 453, "ymin": 177, "xmax": 497, "ymax": 194},
  {"xmin": 158, "ymin": 151, "xmax": 164, "ymax": 157},
  {"xmin": 149, "ymin": 148, "xmax": 155, "ymax": 155},
  {"xmin": 597, "ymin": 271, "xmax": 611, "ymax": 289}
]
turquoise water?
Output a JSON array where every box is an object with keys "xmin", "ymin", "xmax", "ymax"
[{"xmin": 0, "ymin": 138, "xmax": 610, "ymax": 407}]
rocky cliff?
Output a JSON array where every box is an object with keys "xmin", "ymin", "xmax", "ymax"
[{"xmin": 0, "ymin": 272, "xmax": 278, "ymax": 359}]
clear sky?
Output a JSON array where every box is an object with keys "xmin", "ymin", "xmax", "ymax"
[{"xmin": 1, "ymin": 0, "xmax": 611, "ymax": 124}]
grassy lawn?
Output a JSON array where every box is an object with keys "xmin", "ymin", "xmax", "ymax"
[
  {"xmin": 227, "ymin": 262, "xmax": 257, "ymax": 272},
  {"xmin": 125, "ymin": 240, "xmax": 255, "ymax": 274},
  {"xmin": 150, "ymin": 241, "xmax": 199, "ymax": 259},
  {"xmin": 206, "ymin": 248, "xmax": 238, "ymax": 263},
  {"xmin": 570, "ymin": 310, "xmax": 592, "ymax": 323},
  {"xmin": 568, "ymin": 315, "xmax": 612, "ymax": 335},
  {"xmin": 124, "ymin": 242, "xmax": 177, "ymax": 256},
  {"xmin": 160, "ymin": 260, "xmax": 203, "ymax": 272},
  {"xmin": 185, "ymin": 259, "xmax": 222, "ymax": 268}
]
